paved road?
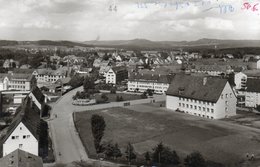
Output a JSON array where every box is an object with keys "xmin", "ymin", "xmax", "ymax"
[{"xmin": 48, "ymin": 87, "xmax": 165, "ymax": 165}]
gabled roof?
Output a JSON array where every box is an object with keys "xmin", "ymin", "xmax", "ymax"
[
  {"xmin": 0, "ymin": 73, "xmax": 34, "ymax": 82},
  {"xmin": 30, "ymin": 86, "xmax": 45, "ymax": 105},
  {"xmin": 245, "ymin": 78, "xmax": 260, "ymax": 93},
  {"xmin": 166, "ymin": 74, "xmax": 228, "ymax": 103},
  {"xmin": 0, "ymin": 149, "xmax": 43, "ymax": 167},
  {"xmin": 1, "ymin": 97, "xmax": 41, "ymax": 144}
]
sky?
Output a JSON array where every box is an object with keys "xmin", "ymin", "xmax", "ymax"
[{"xmin": 0, "ymin": 0, "xmax": 259, "ymax": 41}]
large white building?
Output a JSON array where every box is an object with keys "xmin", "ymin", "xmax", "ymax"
[
  {"xmin": 241, "ymin": 78, "xmax": 260, "ymax": 108},
  {"xmin": 234, "ymin": 72, "xmax": 247, "ymax": 90},
  {"xmin": 105, "ymin": 66, "xmax": 128, "ymax": 84},
  {"xmin": 33, "ymin": 68, "xmax": 66, "ymax": 84},
  {"xmin": 128, "ymin": 73, "xmax": 173, "ymax": 94},
  {"xmin": 166, "ymin": 75, "xmax": 237, "ymax": 119},
  {"xmin": 1, "ymin": 98, "xmax": 41, "ymax": 156},
  {"xmin": 0, "ymin": 73, "xmax": 36, "ymax": 91}
]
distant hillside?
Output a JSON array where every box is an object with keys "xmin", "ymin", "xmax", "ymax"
[
  {"xmin": 84, "ymin": 38, "xmax": 260, "ymax": 49},
  {"xmin": 0, "ymin": 40, "xmax": 93, "ymax": 48}
]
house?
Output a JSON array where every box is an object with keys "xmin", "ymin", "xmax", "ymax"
[
  {"xmin": 248, "ymin": 59, "xmax": 260, "ymax": 69},
  {"xmin": 166, "ymin": 74, "xmax": 237, "ymax": 119},
  {"xmin": 93, "ymin": 58, "xmax": 102, "ymax": 68},
  {"xmin": 234, "ymin": 72, "xmax": 247, "ymax": 90},
  {"xmin": 1, "ymin": 97, "xmax": 47, "ymax": 156},
  {"xmin": 28, "ymin": 86, "xmax": 46, "ymax": 112},
  {"xmin": 0, "ymin": 73, "xmax": 36, "ymax": 91},
  {"xmin": 128, "ymin": 73, "xmax": 174, "ymax": 94},
  {"xmin": 3, "ymin": 59, "xmax": 19, "ymax": 69},
  {"xmin": 243, "ymin": 78, "xmax": 260, "ymax": 108},
  {"xmin": 105, "ymin": 66, "xmax": 128, "ymax": 84},
  {"xmin": 0, "ymin": 149, "xmax": 43, "ymax": 167},
  {"xmin": 32, "ymin": 68, "xmax": 66, "ymax": 84}
]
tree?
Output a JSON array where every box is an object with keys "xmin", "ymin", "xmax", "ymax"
[
  {"xmin": 113, "ymin": 143, "xmax": 122, "ymax": 160},
  {"xmin": 152, "ymin": 142, "xmax": 180, "ymax": 166},
  {"xmin": 101, "ymin": 93, "xmax": 108, "ymax": 102},
  {"xmin": 146, "ymin": 89, "xmax": 154, "ymax": 96},
  {"xmin": 110, "ymin": 87, "xmax": 117, "ymax": 94},
  {"xmin": 184, "ymin": 151, "xmax": 206, "ymax": 167},
  {"xmin": 91, "ymin": 114, "xmax": 106, "ymax": 153},
  {"xmin": 140, "ymin": 92, "xmax": 148, "ymax": 99},
  {"xmin": 83, "ymin": 76, "xmax": 95, "ymax": 94},
  {"xmin": 145, "ymin": 151, "xmax": 151, "ymax": 165},
  {"xmin": 69, "ymin": 74, "xmax": 84, "ymax": 88},
  {"xmin": 125, "ymin": 142, "xmax": 136, "ymax": 165}
]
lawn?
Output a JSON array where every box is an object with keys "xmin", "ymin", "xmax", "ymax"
[
  {"xmin": 74, "ymin": 104, "xmax": 260, "ymax": 166},
  {"xmin": 94, "ymin": 93, "xmax": 143, "ymax": 102}
]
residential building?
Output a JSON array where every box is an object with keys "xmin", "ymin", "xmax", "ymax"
[
  {"xmin": 3, "ymin": 59, "xmax": 19, "ymax": 69},
  {"xmin": 243, "ymin": 78, "xmax": 260, "ymax": 108},
  {"xmin": 128, "ymin": 73, "xmax": 173, "ymax": 94},
  {"xmin": 28, "ymin": 86, "xmax": 46, "ymax": 112},
  {"xmin": 166, "ymin": 75, "xmax": 237, "ymax": 119},
  {"xmin": 0, "ymin": 73, "xmax": 36, "ymax": 91},
  {"xmin": 1, "ymin": 97, "xmax": 47, "ymax": 156},
  {"xmin": 105, "ymin": 66, "xmax": 128, "ymax": 84},
  {"xmin": 33, "ymin": 68, "xmax": 66, "ymax": 84},
  {"xmin": 234, "ymin": 72, "xmax": 247, "ymax": 90},
  {"xmin": 0, "ymin": 149, "xmax": 43, "ymax": 167}
]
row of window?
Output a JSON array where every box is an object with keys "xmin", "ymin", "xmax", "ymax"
[
  {"xmin": 179, "ymin": 97, "xmax": 215, "ymax": 106},
  {"xmin": 9, "ymin": 85, "xmax": 26, "ymax": 89},
  {"xmin": 178, "ymin": 103, "xmax": 214, "ymax": 113},
  {"xmin": 185, "ymin": 111, "xmax": 214, "ymax": 119},
  {"xmin": 221, "ymin": 93, "xmax": 233, "ymax": 99},
  {"xmin": 11, "ymin": 135, "xmax": 30, "ymax": 140},
  {"xmin": 9, "ymin": 81, "xmax": 26, "ymax": 84}
]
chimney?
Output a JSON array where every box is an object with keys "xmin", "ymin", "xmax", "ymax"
[{"xmin": 203, "ymin": 77, "xmax": 207, "ymax": 85}]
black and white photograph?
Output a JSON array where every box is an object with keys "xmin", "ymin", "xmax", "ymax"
[{"xmin": 0, "ymin": 0, "xmax": 259, "ymax": 166}]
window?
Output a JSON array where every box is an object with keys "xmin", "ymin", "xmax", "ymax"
[
  {"xmin": 207, "ymin": 116, "xmax": 209, "ymax": 119},
  {"xmin": 20, "ymin": 127, "xmax": 22, "ymax": 130},
  {"xmin": 221, "ymin": 94, "xmax": 223, "ymax": 99},
  {"xmin": 202, "ymin": 115, "xmax": 205, "ymax": 117},
  {"xmin": 199, "ymin": 106, "xmax": 201, "ymax": 110},
  {"xmin": 211, "ymin": 117, "xmax": 214, "ymax": 119},
  {"xmin": 190, "ymin": 105, "xmax": 193, "ymax": 109},
  {"xmin": 15, "ymin": 136, "xmax": 19, "ymax": 139},
  {"xmin": 207, "ymin": 108, "xmax": 209, "ymax": 112},
  {"xmin": 27, "ymin": 135, "xmax": 30, "ymax": 138},
  {"xmin": 230, "ymin": 93, "xmax": 232, "ymax": 98},
  {"xmin": 12, "ymin": 136, "xmax": 15, "ymax": 139},
  {"xmin": 225, "ymin": 101, "xmax": 228, "ymax": 105},
  {"xmin": 203, "ymin": 107, "xmax": 205, "ymax": 111},
  {"xmin": 226, "ymin": 94, "xmax": 228, "ymax": 98},
  {"xmin": 179, "ymin": 103, "xmax": 181, "ymax": 107},
  {"xmin": 186, "ymin": 104, "xmax": 189, "ymax": 108},
  {"xmin": 19, "ymin": 144, "xmax": 23, "ymax": 149},
  {"xmin": 194, "ymin": 106, "xmax": 197, "ymax": 110},
  {"xmin": 179, "ymin": 97, "xmax": 181, "ymax": 100},
  {"xmin": 225, "ymin": 107, "xmax": 228, "ymax": 111},
  {"xmin": 23, "ymin": 135, "xmax": 26, "ymax": 139},
  {"xmin": 211, "ymin": 109, "xmax": 214, "ymax": 113},
  {"xmin": 182, "ymin": 103, "xmax": 185, "ymax": 107}
]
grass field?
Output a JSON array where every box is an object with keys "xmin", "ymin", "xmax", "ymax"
[{"xmin": 74, "ymin": 103, "xmax": 260, "ymax": 166}]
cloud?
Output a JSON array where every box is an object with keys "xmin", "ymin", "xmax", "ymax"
[{"xmin": 204, "ymin": 17, "xmax": 234, "ymax": 30}]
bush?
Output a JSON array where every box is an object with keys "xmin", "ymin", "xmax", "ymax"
[
  {"xmin": 184, "ymin": 151, "xmax": 206, "ymax": 167},
  {"xmin": 140, "ymin": 92, "xmax": 148, "ymax": 99},
  {"xmin": 73, "ymin": 91, "xmax": 90, "ymax": 100},
  {"xmin": 110, "ymin": 87, "xmax": 117, "ymax": 94}
]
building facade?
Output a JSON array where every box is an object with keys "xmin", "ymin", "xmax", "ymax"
[
  {"xmin": 0, "ymin": 73, "xmax": 36, "ymax": 91},
  {"xmin": 33, "ymin": 69, "xmax": 66, "ymax": 83},
  {"xmin": 166, "ymin": 75, "xmax": 237, "ymax": 119},
  {"xmin": 105, "ymin": 66, "xmax": 128, "ymax": 84},
  {"xmin": 128, "ymin": 73, "xmax": 173, "ymax": 94}
]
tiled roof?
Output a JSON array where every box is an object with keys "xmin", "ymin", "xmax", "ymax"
[
  {"xmin": 0, "ymin": 149, "xmax": 43, "ymax": 167},
  {"xmin": 30, "ymin": 86, "xmax": 45, "ymax": 104},
  {"xmin": 129, "ymin": 73, "xmax": 174, "ymax": 84},
  {"xmin": 0, "ymin": 73, "xmax": 34, "ymax": 82},
  {"xmin": 245, "ymin": 78, "xmax": 260, "ymax": 93},
  {"xmin": 1, "ymin": 97, "xmax": 41, "ymax": 144},
  {"xmin": 166, "ymin": 74, "xmax": 228, "ymax": 103}
]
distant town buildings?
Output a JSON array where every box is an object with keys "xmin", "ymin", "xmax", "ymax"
[{"xmin": 33, "ymin": 68, "xmax": 66, "ymax": 84}]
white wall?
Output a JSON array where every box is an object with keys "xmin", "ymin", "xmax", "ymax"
[
  {"xmin": 166, "ymin": 96, "xmax": 179, "ymax": 111},
  {"xmin": 234, "ymin": 72, "xmax": 247, "ymax": 90},
  {"xmin": 3, "ymin": 122, "xmax": 38, "ymax": 156},
  {"xmin": 245, "ymin": 92, "xmax": 260, "ymax": 107},
  {"xmin": 214, "ymin": 82, "xmax": 237, "ymax": 119},
  {"xmin": 28, "ymin": 93, "xmax": 42, "ymax": 110},
  {"xmin": 105, "ymin": 69, "xmax": 116, "ymax": 84}
]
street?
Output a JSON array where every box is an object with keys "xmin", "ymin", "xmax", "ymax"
[{"xmin": 48, "ymin": 86, "xmax": 165, "ymax": 165}]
